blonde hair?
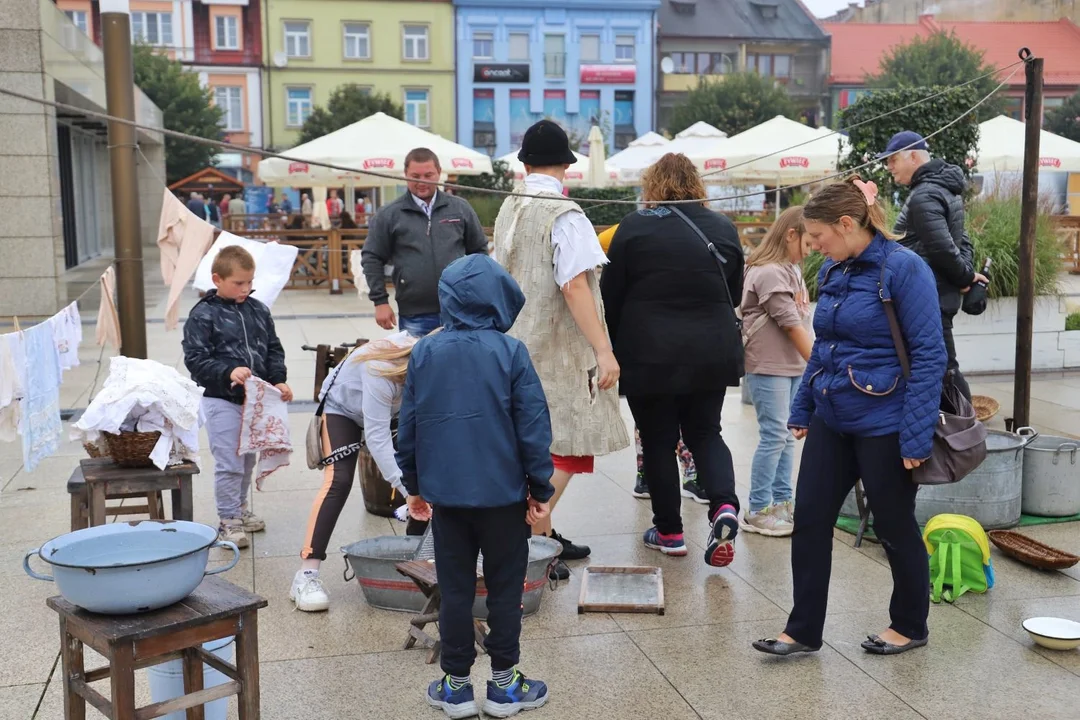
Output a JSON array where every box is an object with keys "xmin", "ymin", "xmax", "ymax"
[
  {"xmin": 640, "ymin": 153, "xmax": 707, "ymax": 205},
  {"xmin": 802, "ymin": 175, "xmax": 898, "ymax": 240},
  {"xmin": 353, "ymin": 328, "xmax": 443, "ymax": 384},
  {"xmin": 746, "ymin": 206, "xmax": 805, "ymax": 267}
]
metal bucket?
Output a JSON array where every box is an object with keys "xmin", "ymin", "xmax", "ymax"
[
  {"xmin": 1021, "ymin": 434, "xmax": 1080, "ymax": 517},
  {"xmin": 358, "ymin": 446, "xmax": 405, "ymax": 518},
  {"xmin": 341, "ymin": 535, "xmax": 561, "ymax": 619},
  {"xmin": 838, "ymin": 429, "xmax": 1037, "ymax": 530}
]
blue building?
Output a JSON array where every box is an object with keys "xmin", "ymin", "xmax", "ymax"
[{"xmin": 453, "ymin": 0, "xmax": 659, "ymax": 159}]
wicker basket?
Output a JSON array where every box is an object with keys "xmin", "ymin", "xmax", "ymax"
[
  {"xmin": 103, "ymin": 431, "xmax": 162, "ymax": 468},
  {"xmin": 973, "ymin": 395, "xmax": 1000, "ymax": 423},
  {"xmin": 988, "ymin": 530, "xmax": 1080, "ymax": 571},
  {"xmin": 83, "ymin": 442, "xmax": 106, "ymax": 459}
]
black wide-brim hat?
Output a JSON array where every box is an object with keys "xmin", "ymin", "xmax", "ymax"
[{"xmin": 518, "ymin": 119, "xmax": 578, "ymax": 167}]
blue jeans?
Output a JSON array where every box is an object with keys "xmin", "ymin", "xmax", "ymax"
[
  {"xmin": 746, "ymin": 373, "xmax": 801, "ymax": 512},
  {"xmin": 399, "ymin": 312, "xmax": 441, "ymax": 337}
]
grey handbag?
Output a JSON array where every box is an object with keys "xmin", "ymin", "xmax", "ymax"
[
  {"xmin": 306, "ymin": 348, "xmax": 362, "ymax": 469},
  {"xmin": 879, "ymin": 250, "xmax": 988, "ymax": 485}
]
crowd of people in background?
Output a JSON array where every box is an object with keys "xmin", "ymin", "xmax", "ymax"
[{"xmin": 180, "ymin": 120, "xmax": 981, "ymax": 718}]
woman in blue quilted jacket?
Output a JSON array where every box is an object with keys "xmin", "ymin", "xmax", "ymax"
[{"xmin": 753, "ymin": 176, "xmax": 946, "ymax": 658}]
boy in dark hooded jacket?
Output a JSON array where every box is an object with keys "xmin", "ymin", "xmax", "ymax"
[{"xmin": 396, "ymin": 253, "xmax": 555, "ymax": 719}]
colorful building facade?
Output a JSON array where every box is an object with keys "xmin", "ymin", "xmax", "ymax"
[
  {"xmin": 261, "ymin": 0, "xmax": 456, "ymax": 150},
  {"xmin": 453, "ymin": 0, "xmax": 659, "ymax": 157}
]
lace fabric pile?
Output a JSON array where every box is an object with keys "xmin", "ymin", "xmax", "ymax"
[{"xmin": 72, "ymin": 356, "xmax": 205, "ymax": 470}]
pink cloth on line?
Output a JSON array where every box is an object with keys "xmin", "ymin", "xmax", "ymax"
[
  {"xmin": 239, "ymin": 377, "xmax": 292, "ymax": 490},
  {"xmin": 157, "ymin": 189, "xmax": 216, "ymax": 331},
  {"xmin": 95, "ymin": 267, "xmax": 121, "ymax": 349}
]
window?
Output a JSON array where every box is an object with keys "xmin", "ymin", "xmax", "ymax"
[
  {"xmin": 615, "ymin": 34, "xmax": 635, "ymax": 62},
  {"xmin": 474, "ymin": 89, "xmax": 496, "ymax": 153},
  {"xmin": 286, "ymin": 87, "xmax": 312, "ymax": 127},
  {"xmin": 344, "ymin": 23, "xmax": 370, "ymax": 59},
  {"xmin": 284, "ymin": 21, "xmax": 311, "ymax": 58},
  {"xmin": 131, "ymin": 12, "xmax": 173, "ymax": 46},
  {"xmin": 472, "ymin": 32, "xmax": 493, "ymax": 59},
  {"xmin": 774, "ymin": 54, "xmax": 791, "ymax": 77},
  {"xmin": 544, "ymin": 34, "xmax": 565, "ymax": 78},
  {"xmin": 405, "ymin": 89, "xmax": 430, "ymax": 128},
  {"xmin": 214, "ymin": 87, "xmax": 244, "ymax": 132},
  {"xmin": 215, "ymin": 15, "xmax": 239, "ymax": 50},
  {"xmin": 747, "ymin": 53, "xmax": 792, "ymax": 77},
  {"xmin": 403, "ymin": 25, "xmax": 429, "ymax": 60},
  {"xmin": 1004, "ymin": 96, "xmax": 1022, "ymax": 120},
  {"xmin": 670, "ymin": 52, "xmax": 733, "ymax": 75},
  {"xmin": 508, "ymin": 32, "xmax": 530, "ymax": 61},
  {"xmin": 614, "ymin": 90, "xmax": 634, "ymax": 149},
  {"xmin": 580, "ymin": 34, "xmax": 600, "ymax": 62},
  {"xmin": 64, "ymin": 10, "xmax": 88, "ymax": 34}
]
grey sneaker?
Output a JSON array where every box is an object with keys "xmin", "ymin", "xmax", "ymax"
[
  {"xmin": 218, "ymin": 520, "xmax": 250, "ymax": 549},
  {"xmin": 776, "ymin": 500, "xmax": 795, "ymax": 524},
  {"xmin": 239, "ymin": 508, "xmax": 266, "ymax": 533},
  {"xmin": 740, "ymin": 506, "xmax": 794, "ymax": 537}
]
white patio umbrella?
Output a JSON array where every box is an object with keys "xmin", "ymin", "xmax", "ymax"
[
  {"xmin": 712, "ymin": 116, "xmax": 849, "ymax": 184},
  {"xmin": 258, "ymin": 112, "xmax": 493, "ymax": 188},
  {"xmin": 587, "ymin": 126, "xmax": 610, "ymax": 188},
  {"xmin": 498, "ymin": 149, "xmax": 600, "ymax": 187},
  {"xmin": 608, "ymin": 131, "xmax": 670, "ymax": 186},
  {"xmin": 665, "ymin": 122, "xmax": 732, "ymax": 179},
  {"xmin": 974, "ymin": 115, "xmax": 1080, "ymax": 173}
]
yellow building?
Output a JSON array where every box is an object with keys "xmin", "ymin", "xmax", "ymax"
[{"xmin": 261, "ymin": 0, "xmax": 455, "ymax": 150}]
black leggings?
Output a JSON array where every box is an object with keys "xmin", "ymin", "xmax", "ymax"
[{"xmin": 301, "ymin": 414, "xmax": 425, "ymax": 561}]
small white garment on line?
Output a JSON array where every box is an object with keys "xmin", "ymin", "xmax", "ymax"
[
  {"xmin": 238, "ymin": 377, "xmax": 292, "ymax": 490},
  {"xmin": 350, "ymin": 249, "xmax": 368, "ymax": 295},
  {"xmin": 96, "ymin": 267, "xmax": 121, "ymax": 349},
  {"xmin": 72, "ymin": 356, "xmax": 204, "ymax": 470},
  {"xmin": 50, "ymin": 302, "xmax": 83, "ymax": 371},
  {"xmin": 0, "ymin": 333, "xmax": 25, "ymax": 442},
  {"xmin": 192, "ymin": 231, "xmax": 298, "ymax": 310}
]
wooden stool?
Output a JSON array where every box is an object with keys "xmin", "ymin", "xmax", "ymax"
[
  {"xmin": 395, "ymin": 560, "xmax": 488, "ymax": 665},
  {"xmin": 47, "ymin": 576, "xmax": 267, "ymax": 720},
  {"xmin": 72, "ymin": 458, "xmax": 198, "ymax": 530}
]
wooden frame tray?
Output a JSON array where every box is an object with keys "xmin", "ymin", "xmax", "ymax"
[{"xmin": 578, "ymin": 566, "xmax": 664, "ymax": 615}]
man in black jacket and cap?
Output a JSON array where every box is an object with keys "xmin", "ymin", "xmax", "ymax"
[{"xmin": 882, "ymin": 131, "xmax": 988, "ymax": 400}]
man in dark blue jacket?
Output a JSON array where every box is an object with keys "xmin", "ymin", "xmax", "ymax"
[{"xmin": 396, "ymin": 254, "xmax": 554, "ymax": 719}]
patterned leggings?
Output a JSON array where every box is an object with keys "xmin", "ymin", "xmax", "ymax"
[{"xmin": 635, "ymin": 425, "xmax": 697, "ymax": 481}]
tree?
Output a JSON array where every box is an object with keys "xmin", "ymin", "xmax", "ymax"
[
  {"xmin": 668, "ymin": 73, "xmax": 797, "ymax": 136},
  {"xmin": 454, "ymin": 159, "xmax": 515, "ymax": 194},
  {"xmin": 298, "ymin": 85, "xmax": 404, "ymax": 144},
  {"xmin": 838, "ymin": 86, "xmax": 981, "ymax": 201},
  {"xmin": 868, "ymin": 31, "xmax": 1005, "ymax": 120},
  {"xmin": 1045, "ymin": 88, "xmax": 1080, "ymax": 144},
  {"xmin": 132, "ymin": 43, "xmax": 223, "ymax": 184}
]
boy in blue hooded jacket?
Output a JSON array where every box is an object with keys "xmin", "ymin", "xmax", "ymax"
[{"xmin": 397, "ymin": 253, "xmax": 555, "ymax": 719}]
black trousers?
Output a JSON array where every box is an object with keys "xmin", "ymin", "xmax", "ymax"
[
  {"xmin": 433, "ymin": 502, "xmax": 530, "ymax": 677},
  {"xmin": 784, "ymin": 416, "xmax": 929, "ymax": 649},
  {"xmin": 627, "ymin": 391, "xmax": 739, "ymax": 535},
  {"xmin": 941, "ymin": 310, "xmax": 971, "ymax": 401}
]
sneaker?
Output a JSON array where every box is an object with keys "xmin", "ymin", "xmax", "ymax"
[
  {"xmin": 643, "ymin": 527, "xmax": 688, "ymax": 556},
  {"xmin": 239, "ymin": 508, "xmax": 265, "ymax": 533},
  {"xmin": 290, "ymin": 570, "xmax": 330, "ymax": 612},
  {"xmin": 483, "ymin": 670, "xmax": 549, "ymax": 718},
  {"xmin": 217, "ymin": 520, "xmax": 249, "ymax": 549},
  {"xmin": 680, "ymin": 478, "xmax": 710, "ymax": 505},
  {"xmin": 704, "ymin": 505, "xmax": 739, "ymax": 567},
  {"xmin": 427, "ymin": 676, "xmax": 479, "ymax": 719},
  {"xmin": 740, "ymin": 506, "xmax": 794, "ymax": 537},
  {"xmin": 776, "ymin": 500, "xmax": 795, "ymax": 524},
  {"xmin": 549, "ymin": 530, "xmax": 590, "ymax": 561},
  {"xmin": 632, "ymin": 472, "xmax": 650, "ymax": 499},
  {"xmin": 548, "ymin": 559, "xmax": 570, "ymax": 582}
]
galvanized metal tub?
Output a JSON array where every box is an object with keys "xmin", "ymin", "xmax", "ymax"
[
  {"xmin": 1021, "ymin": 434, "xmax": 1080, "ymax": 517},
  {"xmin": 838, "ymin": 429, "xmax": 1036, "ymax": 530},
  {"xmin": 341, "ymin": 536, "xmax": 560, "ymax": 619}
]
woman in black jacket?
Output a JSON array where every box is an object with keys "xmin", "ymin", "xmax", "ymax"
[{"xmin": 601, "ymin": 152, "xmax": 745, "ymax": 568}]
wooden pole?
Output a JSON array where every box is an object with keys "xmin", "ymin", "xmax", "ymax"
[{"xmin": 1012, "ymin": 51, "xmax": 1042, "ymax": 429}]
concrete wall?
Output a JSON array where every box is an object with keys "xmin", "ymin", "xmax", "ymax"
[{"xmin": 953, "ymin": 297, "xmax": 1080, "ymax": 373}]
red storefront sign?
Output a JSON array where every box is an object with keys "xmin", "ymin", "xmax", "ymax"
[{"xmin": 580, "ymin": 65, "xmax": 636, "ymax": 84}]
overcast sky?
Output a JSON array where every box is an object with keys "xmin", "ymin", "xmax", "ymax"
[{"xmin": 800, "ymin": 0, "xmax": 857, "ymax": 18}]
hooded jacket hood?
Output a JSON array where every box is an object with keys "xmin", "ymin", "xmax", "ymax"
[
  {"xmin": 911, "ymin": 158, "xmax": 965, "ymax": 196},
  {"xmin": 438, "ymin": 254, "xmax": 525, "ymax": 333}
]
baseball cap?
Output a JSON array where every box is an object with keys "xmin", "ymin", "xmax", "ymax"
[{"xmin": 876, "ymin": 131, "xmax": 929, "ymax": 160}]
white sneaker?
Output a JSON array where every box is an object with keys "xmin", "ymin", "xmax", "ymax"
[
  {"xmin": 740, "ymin": 506, "xmax": 794, "ymax": 537},
  {"xmin": 290, "ymin": 570, "xmax": 330, "ymax": 612},
  {"xmin": 239, "ymin": 509, "xmax": 266, "ymax": 533},
  {"xmin": 218, "ymin": 520, "xmax": 250, "ymax": 549}
]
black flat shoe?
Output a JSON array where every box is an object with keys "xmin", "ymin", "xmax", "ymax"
[
  {"xmin": 752, "ymin": 638, "xmax": 819, "ymax": 656},
  {"xmin": 550, "ymin": 530, "xmax": 591, "ymax": 561},
  {"xmin": 548, "ymin": 560, "xmax": 570, "ymax": 582},
  {"xmin": 861, "ymin": 634, "xmax": 928, "ymax": 655}
]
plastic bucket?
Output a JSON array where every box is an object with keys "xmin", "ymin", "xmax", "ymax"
[{"xmin": 145, "ymin": 636, "xmax": 234, "ymax": 720}]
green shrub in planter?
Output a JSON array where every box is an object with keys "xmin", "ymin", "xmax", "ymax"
[
  {"xmin": 1066, "ymin": 313, "xmax": 1080, "ymax": 332},
  {"xmin": 463, "ymin": 194, "xmax": 506, "ymax": 227},
  {"xmin": 568, "ymin": 187, "xmax": 633, "ymax": 227}
]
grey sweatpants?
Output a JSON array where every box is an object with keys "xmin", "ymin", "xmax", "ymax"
[{"xmin": 203, "ymin": 397, "xmax": 255, "ymax": 521}]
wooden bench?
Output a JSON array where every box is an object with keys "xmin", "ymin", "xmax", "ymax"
[
  {"xmin": 70, "ymin": 458, "xmax": 198, "ymax": 531},
  {"xmin": 47, "ymin": 576, "xmax": 267, "ymax": 720},
  {"xmin": 394, "ymin": 560, "xmax": 489, "ymax": 665}
]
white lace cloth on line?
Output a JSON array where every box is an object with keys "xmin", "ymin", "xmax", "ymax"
[
  {"xmin": 238, "ymin": 377, "xmax": 292, "ymax": 490},
  {"xmin": 72, "ymin": 356, "xmax": 204, "ymax": 470},
  {"xmin": 20, "ymin": 321, "xmax": 63, "ymax": 471}
]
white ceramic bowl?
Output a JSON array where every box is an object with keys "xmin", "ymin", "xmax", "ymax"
[{"xmin": 1022, "ymin": 617, "xmax": 1080, "ymax": 651}]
